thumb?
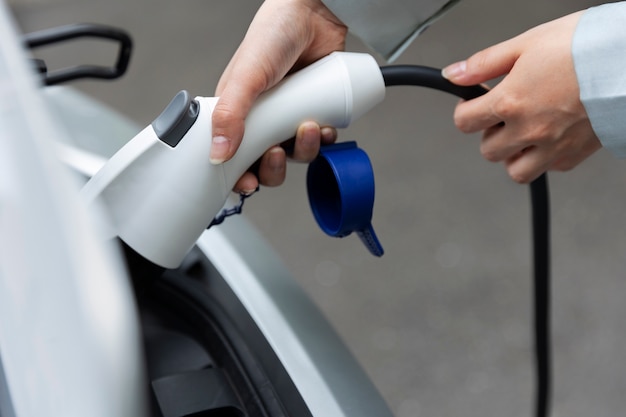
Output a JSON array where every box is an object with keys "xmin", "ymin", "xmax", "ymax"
[
  {"xmin": 210, "ymin": 62, "xmax": 269, "ymax": 164},
  {"xmin": 442, "ymin": 39, "xmax": 520, "ymax": 86},
  {"xmin": 210, "ymin": 89, "xmax": 253, "ymax": 165}
]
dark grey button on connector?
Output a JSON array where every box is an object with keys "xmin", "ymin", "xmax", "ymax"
[{"xmin": 151, "ymin": 90, "xmax": 200, "ymax": 147}]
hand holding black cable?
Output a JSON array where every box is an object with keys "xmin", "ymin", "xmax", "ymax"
[{"xmin": 380, "ymin": 64, "xmax": 551, "ymax": 417}]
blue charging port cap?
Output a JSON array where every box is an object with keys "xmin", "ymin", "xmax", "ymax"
[{"xmin": 306, "ymin": 141, "xmax": 384, "ymax": 257}]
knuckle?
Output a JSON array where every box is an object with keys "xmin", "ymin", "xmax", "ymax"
[
  {"xmin": 525, "ymin": 123, "xmax": 553, "ymax": 146},
  {"xmin": 468, "ymin": 50, "xmax": 491, "ymax": 76},
  {"xmin": 211, "ymin": 101, "xmax": 239, "ymax": 125},
  {"xmin": 491, "ymin": 93, "xmax": 519, "ymax": 121}
]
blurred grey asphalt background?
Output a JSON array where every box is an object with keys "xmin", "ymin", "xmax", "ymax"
[{"xmin": 10, "ymin": 0, "xmax": 626, "ymax": 416}]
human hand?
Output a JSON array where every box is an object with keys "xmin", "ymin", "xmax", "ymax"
[
  {"xmin": 442, "ymin": 11, "xmax": 601, "ymax": 184},
  {"xmin": 211, "ymin": 0, "xmax": 347, "ymax": 193}
]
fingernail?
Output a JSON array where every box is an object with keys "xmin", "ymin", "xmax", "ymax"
[
  {"xmin": 300, "ymin": 122, "xmax": 318, "ymax": 146},
  {"xmin": 268, "ymin": 147, "xmax": 284, "ymax": 171},
  {"xmin": 210, "ymin": 136, "xmax": 230, "ymax": 164},
  {"xmin": 442, "ymin": 60, "xmax": 467, "ymax": 81},
  {"xmin": 320, "ymin": 126, "xmax": 337, "ymax": 143},
  {"xmin": 239, "ymin": 188, "xmax": 258, "ymax": 196}
]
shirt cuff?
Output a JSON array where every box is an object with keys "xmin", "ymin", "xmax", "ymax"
[{"xmin": 573, "ymin": 2, "xmax": 626, "ymax": 158}]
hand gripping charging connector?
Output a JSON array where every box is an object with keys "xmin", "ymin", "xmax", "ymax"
[{"xmin": 81, "ymin": 52, "xmax": 386, "ymax": 268}]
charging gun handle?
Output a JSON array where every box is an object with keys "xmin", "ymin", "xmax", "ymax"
[{"xmin": 221, "ymin": 52, "xmax": 386, "ymax": 187}]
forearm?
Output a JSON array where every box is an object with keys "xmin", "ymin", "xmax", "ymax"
[
  {"xmin": 573, "ymin": 1, "xmax": 626, "ymax": 158},
  {"xmin": 321, "ymin": 0, "xmax": 461, "ymax": 61}
]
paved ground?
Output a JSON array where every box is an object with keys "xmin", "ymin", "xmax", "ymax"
[{"xmin": 10, "ymin": 0, "xmax": 626, "ymax": 416}]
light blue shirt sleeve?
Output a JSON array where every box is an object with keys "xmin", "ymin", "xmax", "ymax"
[
  {"xmin": 321, "ymin": 0, "xmax": 460, "ymax": 61},
  {"xmin": 573, "ymin": 2, "xmax": 626, "ymax": 158}
]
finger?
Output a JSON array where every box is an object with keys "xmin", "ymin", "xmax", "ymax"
[
  {"xmin": 504, "ymin": 146, "xmax": 552, "ymax": 184},
  {"xmin": 292, "ymin": 121, "xmax": 322, "ymax": 162},
  {"xmin": 211, "ymin": 64, "xmax": 268, "ymax": 164},
  {"xmin": 257, "ymin": 146, "xmax": 287, "ymax": 187},
  {"xmin": 453, "ymin": 91, "xmax": 505, "ymax": 133},
  {"xmin": 280, "ymin": 124, "xmax": 337, "ymax": 160},
  {"xmin": 320, "ymin": 126, "xmax": 338, "ymax": 145},
  {"xmin": 479, "ymin": 123, "xmax": 527, "ymax": 162},
  {"xmin": 233, "ymin": 171, "xmax": 260, "ymax": 195},
  {"xmin": 443, "ymin": 38, "xmax": 521, "ymax": 86}
]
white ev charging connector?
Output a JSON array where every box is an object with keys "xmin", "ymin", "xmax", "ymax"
[{"xmin": 81, "ymin": 52, "xmax": 385, "ymax": 268}]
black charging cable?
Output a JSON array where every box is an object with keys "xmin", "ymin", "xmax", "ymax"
[{"xmin": 380, "ymin": 65, "xmax": 551, "ymax": 417}]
